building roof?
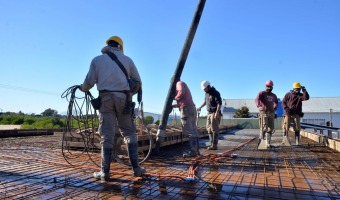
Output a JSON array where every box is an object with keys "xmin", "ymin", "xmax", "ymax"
[
  {"xmin": 303, "ymin": 97, "xmax": 340, "ymax": 113},
  {"xmin": 222, "ymin": 97, "xmax": 340, "ymax": 113}
]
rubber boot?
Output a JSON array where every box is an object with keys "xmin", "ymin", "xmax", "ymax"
[
  {"xmin": 196, "ymin": 137, "xmax": 201, "ymax": 156},
  {"xmin": 111, "ymin": 134, "xmax": 123, "ymax": 161},
  {"xmin": 282, "ymin": 129, "xmax": 287, "ymax": 144},
  {"xmin": 259, "ymin": 131, "xmax": 264, "ymax": 140},
  {"xmin": 259, "ymin": 131, "xmax": 266, "ymax": 146},
  {"xmin": 207, "ymin": 132, "xmax": 213, "ymax": 149},
  {"xmin": 266, "ymin": 133, "xmax": 272, "ymax": 148},
  {"xmin": 93, "ymin": 147, "xmax": 112, "ymax": 182},
  {"xmin": 281, "ymin": 129, "xmax": 291, "ymax": 146},
  {"xmin": 207, "ymin": 132, "xmax": 218, "ymax": 150},
  {"xmin": 183, "ymin": 137, "xmax": 198, "ymax": 158},
  {"xmin": 295, "ymin": 131, "xmax": 300, "ymax": 145},
  {"xmin": 127, "ymin": 142, "xmax": 146, "ymax": 177}
]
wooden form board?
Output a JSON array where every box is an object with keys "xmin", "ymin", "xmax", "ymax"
[{"xmin": 56, "ymin": 125, "xmax": 237, "ymax": 152}]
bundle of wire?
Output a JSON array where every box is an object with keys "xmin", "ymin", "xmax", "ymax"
[
  {"xmin": 61, "ymin": 85, "xmax": 99, "ymax": 167},
  {"xmin": 60, "ymin": 85, "xmax": 152, "ymax": 167}
]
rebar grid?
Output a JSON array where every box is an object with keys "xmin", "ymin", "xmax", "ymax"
[{"xmin": 1, "ymin": 130, "xmax": 340, "ymax": 199}]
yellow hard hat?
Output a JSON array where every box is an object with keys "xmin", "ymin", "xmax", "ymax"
[
  {"xmin": 293, "ymin": 82, "xmax": 301, "ymax": 89},
  {"xmin": 106, "ymin": 36, "xmax": 123, "ymax": 52}
]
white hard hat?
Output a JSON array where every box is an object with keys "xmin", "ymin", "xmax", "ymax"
[{"xmin": 201, "ymin": 80, "xmax": 210, "ymax": 90}]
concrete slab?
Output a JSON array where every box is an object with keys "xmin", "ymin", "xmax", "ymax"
[
  {"xmin": 281, "ymin": 136, "xmax": 291, "ymax": 146},
  {"xmin": 257, "ymin": 139, "xmax": 268, "ymax": 149}
]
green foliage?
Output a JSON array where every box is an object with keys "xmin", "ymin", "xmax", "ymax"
[
  {"xmin": 0, "ymin": 110, "xmax": 99, "ymax": 129},
  {"xmin": 135, "ymin": 118, "xmax": 142, "ymax": 125},
  {"xmin": 144, "ymin": 116, "xmax": 154, "ymax": 125},
  {"xmin": 0, "ymin": 114, "xmax": 65, "ymax": 129},
  {"xmin": 0, "ymin": 115, "xmax": 24, "ymax": 125},
  {"xmin": 233, "ymin": 106, "xmax": 251, "ymax": 118},
  {"xmin": 155, "ymin": 120, "xmax": 160, "ymax": 125},
  {"xmin": 21, "ymin": 117, "xmax": 65, "ymax": 129},
  {"xmin": 24, "ymin": 116, "xmax": 35, "ymax": 125},
  {"xmin": 41, "ymin": 108, "xmax": 58, "ymax": 117},
  {"xmin": 14, "ymin": 116, "xmax": 25, "ymax": 124}
]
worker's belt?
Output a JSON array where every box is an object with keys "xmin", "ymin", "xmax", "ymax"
[{"xmin": 99, "ymin": 90, "xmax": 128, "ymax": 94}]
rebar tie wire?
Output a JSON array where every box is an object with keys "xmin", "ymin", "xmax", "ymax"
[
  {"xmin": 60, "ymin": 85, "xmax": 152, "ymax": 167},
  {"xmin": 61, "ymin": 85, "xmax": 99, "ymax": 167}
]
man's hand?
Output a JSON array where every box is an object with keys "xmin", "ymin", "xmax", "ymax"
[
  {"xmin": 214, "ymin": 111, "xmax": 221, "ymax": 119},
  {"xmin": 284, "ymin": 108, "xmax": 290, "ymax": 115},
  {"xmin": 76, "ymin": 85, "xmax": 84, "ymax": 92}
]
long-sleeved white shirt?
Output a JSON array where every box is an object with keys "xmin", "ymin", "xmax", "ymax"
[{"xmin": 81, "ymin": 46, "xmax": 141, "ymax": 92}]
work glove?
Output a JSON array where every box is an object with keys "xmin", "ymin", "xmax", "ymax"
[
  {"xmin": 77, "ymin": 85, "xmax": 84, "ymax": 92},
  {"xmin": 284, "ymin": 108, "xmax": 290, "ymax": 115},
  {"xmin": 301, "ymin": 86, "xmax": 306, "ymax": 91}
]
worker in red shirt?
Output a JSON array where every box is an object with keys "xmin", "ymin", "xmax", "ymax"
[
  {"xmin": 173, "ymin": 80, "xmax": 200, "ymax": 157},
  {"xmin": 255, "ymin": 80, "xmax": 278, "ymax": 148}
]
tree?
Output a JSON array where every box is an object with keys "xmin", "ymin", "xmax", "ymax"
[
  {"xmin": 234, "ymin": 106, "xmax": 251, "ymax": 118},
  {"xmin": 144, "ymin": 116, "xmax": 154, "ymax": 125},
  {"xmin": 41, "ymin": 108, "xmax": 58, "ymax": 117},
  {"xmin": 135, "ymin": 118, "xmax": 142, "ymax": 125}
]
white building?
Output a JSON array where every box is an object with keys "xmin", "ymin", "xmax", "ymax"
[
  {"xmin": 138, "ymin": 111, "xmax": 180, "ymax": 124},
  {"xmin": 222, "ymin": 97, "xmax": 340, "ymax": 127}
]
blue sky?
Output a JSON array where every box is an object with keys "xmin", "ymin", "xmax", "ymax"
[{"xmin": 0, "ymin": 0, "xmax": 339, "ymax": 115}]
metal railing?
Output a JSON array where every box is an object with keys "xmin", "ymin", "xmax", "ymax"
[{"xmin": 301, "ymin": 122, "xmax": 340, "ymax": 139}]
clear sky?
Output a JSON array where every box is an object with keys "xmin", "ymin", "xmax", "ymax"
[{"xmin": 0, "ymin": 0, "xmax": 339, "ymax": 116}]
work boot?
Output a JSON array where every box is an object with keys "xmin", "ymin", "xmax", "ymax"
[
  {"xmin": 266, "ymin": 133, "xmax": 272, "ymax": 148},
  {"xmin": 111, "ymin": 134, "xmax": 123, "ymax": 161},
  {"xmin": 282, "ymin": 129, "xmax": 288, "ymax": 144},
  {"xmin": 94, "ymin": 147, "xmax": 112, "ymax": 182},
  {"xmin": 295, "ymin": 131, "xmax": 300, "ymax": 145},
  {"xmin": 207, "ymin": 145, "xmax": 217, "ymax": 150},
  {"xmin": 183, "ymin": 151, "xmax": 197, "ymax": 157},
  {"xmin": 208, "ymin": 131, "xmax": 219, "ymax": 150},
  {"xmin": 207, "ymin": 132, "xmax": 213, "ymax": 149},
  {"xmin": 196, "ymin": 137, "xmax": 201, "ymax": 156},
  {"xmin": 127, "ymin": 142, "xmax": 146, "ymax": 177},
  {"xmin": 183, "ymin": 137, "xmax": 198, "ymax": 158},
  {"xmin": 259, "ymin": 130, "xmax": 266, "ymax": 140}
]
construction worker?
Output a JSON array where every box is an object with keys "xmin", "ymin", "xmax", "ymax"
[
  {"xmin": 80, "ymin": 36, "xmax": 145, "ymax": 182},
  {"xmin": 255, "ymin": 80, "xmax": 278, "ymax": 148},
  {"xmin": 282, "ymin": 82, "xmax": 309, "ymax": 145},
  {"xmin": 172, "ymin": 80, "xmax": 200, "ymax": 157},
  {"xmin": 197, "ymin": 81, "xmax": 222, "ymax": 150}
]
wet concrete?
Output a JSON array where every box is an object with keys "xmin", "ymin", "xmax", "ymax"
[{"xmin": 1, "ymin": 129, "xmax": 340, "ymax": 199}]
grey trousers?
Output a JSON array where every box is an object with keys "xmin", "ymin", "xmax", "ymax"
[
  {"xmin": 180, "ymin": 105, "xmax": 199, "ymax": 138},
  {"xmin": 98, "ymin": 92, "xmax": 137, "ymax": 149}
]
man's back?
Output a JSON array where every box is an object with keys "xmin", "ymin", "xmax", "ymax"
[{"xmin": 81, "ymin": 47, "xmax": 141, "ymax": 92}]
